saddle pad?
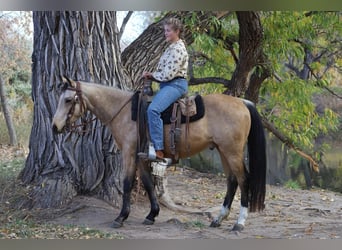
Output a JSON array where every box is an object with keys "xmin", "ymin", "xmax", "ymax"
[{"xmin": 131, "ymin": 91, "xmax": 205, "ymax": 125}]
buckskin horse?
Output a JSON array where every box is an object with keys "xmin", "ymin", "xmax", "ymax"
[{"xmin": 52, "ymin": 77, "xmax": 266, "ymax": 232}]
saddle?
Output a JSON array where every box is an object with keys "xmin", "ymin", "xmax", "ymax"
[{"xmin": 131, "ymin": 89, "xmax": 205, "ymax": 163}]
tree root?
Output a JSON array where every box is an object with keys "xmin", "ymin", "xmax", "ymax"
[{"xmin": 154, "ymin": 175, "xmax": 208, "ymax": 215}]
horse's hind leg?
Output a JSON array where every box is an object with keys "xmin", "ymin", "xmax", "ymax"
[
  {"xmin": 232, "ymin": 162, "xmax": 249, "ymax": 232},
  {"xmin": 210, "ymin": 151, "xmax": 238, "ymax": 228},
  {"xmin": 210, "ymin": 174, "xmax": 238, "ymax": 227},
  {"xmin": 140, "ymin": 161, "xmax": 160, "ymax": 225}
]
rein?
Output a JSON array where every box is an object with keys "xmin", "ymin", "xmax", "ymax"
[
  {"xmin": 102, "ymin": 95, "xmax": 133, "ymax": 126},
  {"xmin": 65, "ymin": 81, "xmax": 132, "ymax": 133}
]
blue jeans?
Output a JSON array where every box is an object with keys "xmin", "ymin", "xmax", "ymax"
[{"xmin": 147, "ymin": 78, "xmax": 188, "ymax": 150}]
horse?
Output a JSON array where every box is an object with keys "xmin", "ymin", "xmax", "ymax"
[{"xmin": 52, "ymin": 77, "xmax": 266, "ymax": 232}]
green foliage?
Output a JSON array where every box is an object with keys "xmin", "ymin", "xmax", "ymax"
[
  {"xmin": 260, "ymin": 78, "xmax": 339, "ymax": 155},
  {"xmin": 262, "ymin": 11, "xmax": 341, "ymax": 76},
  {"xmin": 183, "ymin": 11, "xmax": 341, "ymax": 162},
  {"xmin": 0, "ymin": 12, "xmax": 33, "ymax": 146}
]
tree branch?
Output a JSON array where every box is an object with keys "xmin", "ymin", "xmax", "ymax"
[
  {"xmin": 261, "ymin": 117, "xmax": 320, "ymax": 173},
  {"xmin": 285, "ymin": 62, "xmax": 301, "ymax": 77},
  {"xmin": 303, "ymin": 61, "xmax": 342, "ymax": 100},
  {"xmin": 188, "ymin": 52, "xmax": 233, "ymax": 88},
  {"xmin": 189, "ymin": 76, "xmax": 232, "ymax": 87},
  {"xmin": 118, "ymin": 11, "xmax": 133, "ymax": 41}
]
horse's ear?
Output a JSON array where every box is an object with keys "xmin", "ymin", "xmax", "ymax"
[{"xmin": 61, "ymin": 76, "xmax": 75, "ymax": 90}]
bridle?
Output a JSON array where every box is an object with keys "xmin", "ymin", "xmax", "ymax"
[
  {"xmin": 64, "ymin": 81, "xmax": 93, "ymax": 133},
  {"xmin": 64, "ymin": 81, "xmax": 132, "ymax": 133}
]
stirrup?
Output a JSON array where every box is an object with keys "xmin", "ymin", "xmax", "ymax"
[{"xmin": 137, "ymin": 143, "xmax": 172, "ymax": 165}]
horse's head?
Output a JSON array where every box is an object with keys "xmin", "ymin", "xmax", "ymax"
[{"xmin": 52, "ymin": 77, "xmax": 86, "ymax": 133}]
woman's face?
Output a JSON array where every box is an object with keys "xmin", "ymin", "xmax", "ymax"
[{"xmin": 164, "ymin": 24, "xmax": 180, "ymax": 43}]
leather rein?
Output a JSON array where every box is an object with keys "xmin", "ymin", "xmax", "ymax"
[{"xmin": 65, "ymin": 81, "xmax": 131, "ymax": 134}]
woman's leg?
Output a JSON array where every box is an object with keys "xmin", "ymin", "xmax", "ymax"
[{"xmin": 147, "ymin": 81, "xmax": 187, "ymax": 151}]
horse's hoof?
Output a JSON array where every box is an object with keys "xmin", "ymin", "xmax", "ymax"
[
  {"xmin": 210, "ymin": 220, "xmax": 221, "ymax": 228},
  {"xmin": 232, "ymin": 223, "xmax": 244, "ymax": 232},
  {"xmin": 111, "ymin": 220, "xmax": 123, "ymax": 228},
  {"xmin": 142, "ymin": 218, "xmax": 155, "ymax": 225}
]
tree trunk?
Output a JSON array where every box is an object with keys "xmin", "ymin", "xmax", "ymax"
[
  {"xmin": 0, "ymin": 75, "xmax": 17, "ymax": 146},
  {"xmin": 229, "ymin": 11, "xmax": 264, "ymax": 98},
  {"xmin": 19, "ymin": 11, "xmax": 131, "ymax": 209}
]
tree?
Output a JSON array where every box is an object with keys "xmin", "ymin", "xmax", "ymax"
[
  {"xmin": 0, "ymin": 11, "xmax": 31, "ymax": 146},
  {"xmin": 184, "ymin": 11, "xmax": 340, "ymax": 171},
  {"xmin": 20, "ymin": 11, "xmax": 132, "ymax": 208},
  {"xmin": 0, "ymin": 75, "xmax": 17, "ymax": 145}
]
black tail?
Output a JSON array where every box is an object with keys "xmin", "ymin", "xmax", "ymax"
[{"xmin": 244, "ymin": 101, "xmax": 266, "ymax": 212}]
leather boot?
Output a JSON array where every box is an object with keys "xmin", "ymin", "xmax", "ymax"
[{"xmin": 156, "ymin": 150, "xmax": 164, "ymax": 159}]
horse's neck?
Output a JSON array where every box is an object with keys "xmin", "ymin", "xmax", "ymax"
[{"xmin": 80, "ymin": 82, "xmax": 132, "ymax": 123}]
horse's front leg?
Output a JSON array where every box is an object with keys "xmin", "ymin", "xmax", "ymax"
[
  {"xmin": 112, "ymin": 153, "xmax": 136, "ymax": 228},
  {"xmin": 140, "ymin": 160, "xmax": 160, "ymax": 225}
]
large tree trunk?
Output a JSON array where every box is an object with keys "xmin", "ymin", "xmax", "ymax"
[
  {"xmin": 229, "ymin": 11, "xmax": 265, "ymax": 99},
  {"xmin": 0, "ymin": 75, "xmax": 17, "ymax": 146},
  {"xmin": 19, "ymin": 11, "xmax": 131, "ymax": 208}
]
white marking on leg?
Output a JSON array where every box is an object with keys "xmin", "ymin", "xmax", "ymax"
[
  {"xmin": 215, "ymin": 205, "xmax": 230, "ymax": 223},
  {"xmin": 237, "ymin": 206, "xmax": 248, "ymax": 226}
]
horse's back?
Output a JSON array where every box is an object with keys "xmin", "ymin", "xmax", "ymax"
[
  {"xmin": 202, "ymin": 94, "xmax": 251, "ymax": 146},
  {"xmin": 203, "ymin": 94, "xmax": 251, "ymax": 125}
]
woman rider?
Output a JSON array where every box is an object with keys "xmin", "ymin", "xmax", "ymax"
[{"xmin": 142, "ymin": 17, "xmax": 188, "ymax": 160}]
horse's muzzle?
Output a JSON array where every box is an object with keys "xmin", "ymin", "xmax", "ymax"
[{"xmin": 52, "ymin": 124, "xmax": 64, "ymax": 134}]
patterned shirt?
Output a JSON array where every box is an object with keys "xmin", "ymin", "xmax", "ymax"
[{"xmin": 152, "ymin": 39, "xmax": 188, "ymax": 82}]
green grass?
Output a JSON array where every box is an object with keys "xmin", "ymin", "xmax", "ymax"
[
  {"xmin": 284, "ymin": 180, "xmax": 301, "ymax": 190},
  {"xmin": 0, "ymin": 157, "xmax": 25, "ymax": 178},
  {"xmin": 185, "ymin": 220, "xmax": 206, "ymax": 229}
]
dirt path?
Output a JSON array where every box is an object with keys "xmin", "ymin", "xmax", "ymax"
[{"xmin": 46, "ymin": 167, "xmax": 342, "ymax": 239}]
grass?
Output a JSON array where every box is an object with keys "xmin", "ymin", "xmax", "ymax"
[
  {"xmin": 0, "ymin": 157, "xmax": 25, "ymax": 178},
  {"xmin": 185, "ymin": 220, "xmax": 206, "ymax": 229},
  {"xmin": 284, "ymin": 180, "xmax": 301, "ymax": 190}
]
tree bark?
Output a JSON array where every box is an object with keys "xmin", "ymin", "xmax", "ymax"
[
  {"xmin": 228, "ymin": 11, "xmax": 264, "ymax": 98},
  {"xmin": 19, "ymin": 11, "xmax": 131, "ymax": 209},
  {"xmin": 0, "ymin": 75, "xmax": 17, "ymax": 146}
]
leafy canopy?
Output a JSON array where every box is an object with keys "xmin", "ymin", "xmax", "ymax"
[{"xmin": 185, "ymin": 11, "xmax": 340, "ymax": 157}]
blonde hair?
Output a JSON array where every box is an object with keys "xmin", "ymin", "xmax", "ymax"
[{"xmin": 163, "ymin": 17, "xmax": 183, "ymax": 36}]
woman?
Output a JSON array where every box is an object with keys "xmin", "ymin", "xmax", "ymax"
[{"xmin": 143, "ymin": 17, "xmax": 188, "ymax": 160}]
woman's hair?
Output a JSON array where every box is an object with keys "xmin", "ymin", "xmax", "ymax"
[{"xmin": 163, "ymin": 17, "xmax": 183, "ymax": 36}]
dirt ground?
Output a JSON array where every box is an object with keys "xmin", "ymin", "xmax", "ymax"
[{"xmin": 42, "ymin": 167, "xmax": 342, "ymax": 239}]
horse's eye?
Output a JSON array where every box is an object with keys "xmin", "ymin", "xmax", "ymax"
[{"xmin": 65, "ymin": 98, "xmax": 72, "ymax": 103}]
